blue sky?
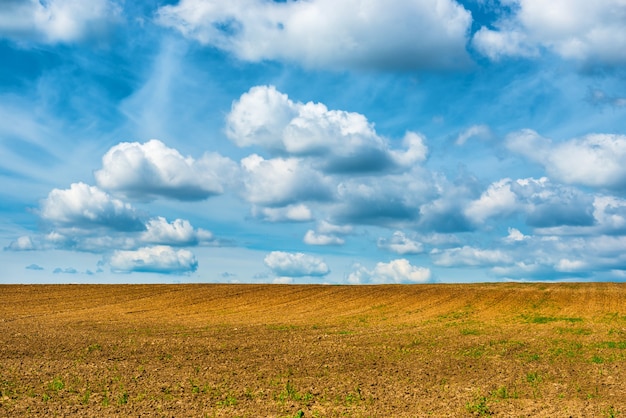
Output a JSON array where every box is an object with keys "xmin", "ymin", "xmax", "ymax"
[{"xmin": 1, "ymin": 0, "xmax": 626, "ymax": 284}]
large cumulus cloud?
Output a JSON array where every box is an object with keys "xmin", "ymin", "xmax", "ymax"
[
  {"xmin": 228, "ymin": 86, "xmax": 434, "ymax": 225},
  {"xmin": 507, "ymin": 130, "xmax": 626, "ymax": 192},
  {"xmin": 109, "ymin": 246, "xmax": 198, "ymax": 274},
  {"xmin": 156, "ymin": 0, "xmax": 472, "ymax": 71},
  {"xmin": 464, "ymin": 176, "xmax": 595, "ymax": 229},
  {"xmin": 39, "ymin": 182, "xmax": 145, "ymax": 232},
  {"xmin": 95, "ymin": 139, "xmax": 238, "ymax": 201},
  {"xmin": 228, "ymin": 86, "xmax": 427, "ymax": 174},
  {"xmin": 472, "ymin": 0, "xmax": 626, "ymax": 66},
  {"xmin": 348, "ymin": 259, "xmax": 431, "ymax": 284},
  {"xmin": 141, "ymin": 217, "xmax": 214, "ymax": 246},
  {"xmin": 264, "ymin": 251, "xmax": 330, "ymax": 277}
]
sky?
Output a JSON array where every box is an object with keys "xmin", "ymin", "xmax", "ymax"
[{"xmin": 1, "ymin": 0, "xmax": 626, "ymax": 284}]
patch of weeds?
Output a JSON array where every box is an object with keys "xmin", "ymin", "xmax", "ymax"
[
  {"xmin": 520, "ymin": 352, "xmax": 541, "ymax": 362},
  {"xmin": 461, "ymin": 344, "xmax": 486, "ymax": 358},
  {"xmin": 217, "ymin": 394, "xmax": 237, "ymax": 407},
  {"xmin": 344, "ymin": 386, "xmax": 362, "ymax": 406},
  {"xmin": 337, "ymin": 330, "xmax": 353, "ymax": 335},
  {"xmin": 86, "ymin": 343, "xmax": 102, "ymax": 353},
  {"xmin": 118, "ymin": 391, "xmax": 129, "ymax": 405},
  {"xmin": 603, "ymin": 313, "xmax": 626, "ymax": 323},
  {"xmin": 277, "ymin": 381, "xmax": 313, "ymax": 403},
  {"xmin": 243, "ymin": 387, "xmax": 255, "ymax": 400},
  {"xmin": 465, "ymin": 395, "xmax": 492, "ymax": 416},
  {"xmin": 267, "ymin": 324, "xmax": 299, "ymax": 331},
  {"xmin": 522, "ymin": 315, "xmax": 583, "ymax": 324},
  {"xmin": 526, "ymin": 372, "xmax": 542, "ymax": 384},
  {"xmin": 48, "ymin": 377, "xmax": 64, "ymax": 392},
  {"xmin": 557, "ymin": 327, "xmax": 592, "ymax": 335},
  {"xmin": 461, "ymin": 328, "xmax": 480, "ymax": 336},
  {"xmin": 491, "ymin": 386, "xmax": 517, "ymax": 400},
  {"xmin": 438, "ymin": 308, "xmax": 473, "ymax": 323},
  {"xmin": 606, "ymin": 405, "xmax": 621, "ymax": 418},
  {"xmin": 42, "ymin": 393, "xmax": 50, "ymax": 402},
  {"xmin": 587, "ymin": 386, "xmax": 600, "ymax": 399},
  {"xmin": 102, "ymin": 392, "xmax": 110, "ymax": 406},
  {"xmin": 189, "ymin": 379, "xmax": 201, "ymax": 394},
  {"xmin": 597, "ymin": 341, "xmax": 626, "ymax": 349},
  {"xmin": 81, "ymin": 390, "xmax": 91, "ymax": 405},
  {"xmin": 0, "ymin": 379, "xmax": 17, "ymax": 399},
  {"xmin": 526, "ymin": 372, "xmax": 543, "ymax": 397},
  {"xmin": 550, "ymin": 340, "xmax": 584, "ymax": 359},
  {"xmin": 591, "ymin": 355, "xmax": 604, "ymax": 364}
]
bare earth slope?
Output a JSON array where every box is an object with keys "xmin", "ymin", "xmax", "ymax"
[{"xmin": 1, "ymin": 283, "xmax": 626, "ymax": 417}]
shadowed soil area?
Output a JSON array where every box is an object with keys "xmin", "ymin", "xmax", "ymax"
[{"xmin": 1, "ymin": 283, "xmax": 626, "ymax": 417}]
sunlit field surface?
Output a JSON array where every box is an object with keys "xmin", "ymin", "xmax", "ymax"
[{"xmin": 1, "ymin": 283, "xmax": 626, "ymax": 417}]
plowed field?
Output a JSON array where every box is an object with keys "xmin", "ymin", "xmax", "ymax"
[{"xmin": 1, "ymin": 283, "xmax": 626, "ymax": 417}]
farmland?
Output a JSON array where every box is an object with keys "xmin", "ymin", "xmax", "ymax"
[{"xmin": 1, "ymin": 283, "xmax": 626, "ymax": 417}]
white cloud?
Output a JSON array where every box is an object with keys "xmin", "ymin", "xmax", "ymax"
[
  {"xmin": 317, "ymin": 220, "xmax": 353, "ymax": 235},
  {"xmin": 455, "ymin": 124, "xmax": 492, "ymax": 146},
  {"xmin": 40, "ymin": 182, "xmax": 144, "ymax": 232},
  {"xmin": 592, "ymin": 196, "xmax": 626, "ymax": 233},
  {"xmin": 29, "ymin": 182, "xmax": 218, "ymax": 253},
  {"xmin": 504, "ymin": 227, "xmax": 529, "ymax": 243},
  {"xmin": 141, "ymin": 217, "xmax": 214, "ymax": 246},
  {"xmin": 240, "ymin": 154, "xmax": 332, "ymax": 207},
  {"xmin": 347, "ymin": 259, "xmax": 431, "ymax": 284},
  {"xmin": 465, "ymin": 178, "xmax": 518, "ymax": 224},
  {"xmin": 228, "ymin": 86, "xmax": 427, "ymax": 173},
  {"xmin": 5, "ymin": 235, "xmax": 37, "ymax": 251},
  {"xmin": 254, "ymin": 204, "xmax": 313, "ymax": 223},
  {"xmin": 303, "ymin": 220, "xmax": 352, "ymax": 246},
  {"xmin": 157, "ymin": 0, "xmax": 472, "ymax": 70},
  {"xmin": 507, "ymin": 131, "xmax": 626, "ymax": 191},
  {"xmin": 0, "ymin": 0, "xmax": 121, "ymax": 44},
  {"xmin": 303, "ymin": 230, "xmax": 345, "ymax": 246},
  {"xmin": 109, "ymin": 245, "xmax": 198, "ymax": 274},
  {"xmin": 548, "ymin": 134, "xmax": 626, "ymax": 190},
  {"xmin": 431, "ymin": 246, "xmax": 512, "ymax": 267},
  {"xmin": 472, "ymin": 0, "xmax": 626, "ymax": 66},
  {"xmin": 472, "ymin": 27, "xmax": 537, "ymax": 61},
  {"xmin": 264, "ymin": 251, "xmax": 330, "ymax": 277},
  {"xmin": 555, "ymin": 258, "xmax": 587, "ymax": 273},
  {"xmin": 95, "ymin": 140, "xmax": 238, "ymax": 201},
  {"xmin": 377, "ymin": 231, "xmax": 424, "ymax": 255}
]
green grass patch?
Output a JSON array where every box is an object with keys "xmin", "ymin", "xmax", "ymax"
[
  {"xmin": 491, "ymin": 385, "xmax": 518, "ymax": 400},
  {"xmin": 48, "ymin": 377, "xmax": 64, "ymax": 392},
  {"xmin": 550, "ymin": 340, "xmax": 584, "ymax": 359},
  {"xmin": 591, "ymin": 355, "xmax": 604, "ymax": 364},
  {"xmin": 556, "ymin": 327, "xmax": 592, "ymax": 335},
  {"xmin": 276, "ymin": 381, "xmax": 313, "ymax": 403},
  {"xmin": 461, "ymin": 344, "xmax": 486, "ymax": 358},
  {"xmin": 522, "ymin": 315, "xmax": 583, "ymax": 324},
  {"xmin": 465, "ymin": 395, "xmax": 491, "ymax": 416},
  {"xmin": 267, "ymin": 324, "xmax": 299, "ymax": 332},
  {"xmin": 596, "ymin": 341, "xmax": 626, "ymax": 349}
]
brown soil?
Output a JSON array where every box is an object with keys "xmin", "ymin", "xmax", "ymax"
[{"xmin": 1, "ymin": 283, "xmax": 626, "ymax": 417}]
